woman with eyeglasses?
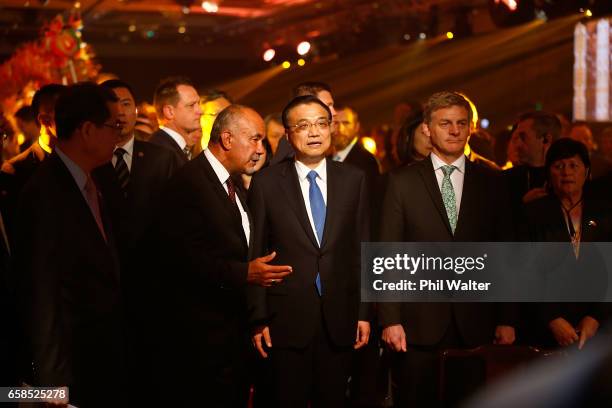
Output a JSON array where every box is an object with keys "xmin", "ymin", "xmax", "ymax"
[{"xmin": 523, "ymin": 138, "xmax": 612, "ymax": 349}]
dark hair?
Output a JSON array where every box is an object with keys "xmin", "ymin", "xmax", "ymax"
[
  {"xmin": 209, "ymin": 104, "xmax": 248, "ymax": 144},
  {"xmin": 292, "ymin": 81, "xmax": 332, "ymax": 98},
  {"xmin": 545, "ymin": 138, "xmax": 591, "ymax": 188},
  {"xmin": 424, "ymin": 91, "xmax": 471, "ymax": 125},
  {"xmin": 397, "ymin": 113, "xmax": 424, "ymax": 165},
  {"xmin": 201, "ymin": 89, "xmax": 232, "ymax": 104},
  {"xmin": 15, "ymin": 105, "xmax": 38, "ymax": 122},
  {"xmin": 100, "ymin": 79, "xmax": 136, "ymax": 101},
  {"xmin": 55, "ymin": 82, "xmax": 118, "ymax": 140},
  {"xmin": 281, "ymin": 95, "xmax": 332, "ymax": 129},
  {"xmin": 31, "ymin": 84, "xmax": 67, "ymax": 125},
  {"xmin": 264, "ymin": 112, "xmax": 282, "ymax": 128},
  {"xmin": 517, "ymin": 111, "xmax": 561, "ymax": 142},
  {"xmin": 153, "ymin": 76, "xmax": 195, "ymax": 118}
]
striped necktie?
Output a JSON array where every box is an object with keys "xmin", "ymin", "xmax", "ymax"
[{"xmin": 114, "ymin": 147, "xmax": 130, "ymax": 195}]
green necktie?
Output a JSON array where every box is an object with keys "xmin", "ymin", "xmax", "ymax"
[{"xmin": 441, "ymin": 165, "xmax": 457, "ymax": 234}]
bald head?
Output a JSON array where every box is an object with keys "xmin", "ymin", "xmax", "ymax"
[{"xmin": 208, "ymin": 105, "xmax": 266, "ymax": 176}]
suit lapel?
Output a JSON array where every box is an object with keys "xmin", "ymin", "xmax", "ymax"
[
  {"xmin": 418, "ymin": 157, "xmax": 453, "ymax": 236},
  {"xmin": 198, "ymin": 155, "xmax": 248, "ymax": 249},
  {"xmin": 454, "ymin": 160, "xmax": 475, "ymax": 238},
  {"xmin": 321, "ymin": 158, "xmax": 339, "ymax": 249},
  {"xmin": 280, "ymin": 161, "xmax": 319, "ymax": 249}
]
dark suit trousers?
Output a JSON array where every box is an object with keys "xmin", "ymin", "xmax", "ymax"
[
  {"xmin": 269, "ymin": 300, "xmax": 353, "ymax": 408},
  {"xmin": 392, "ymin": 315, "xmax": 482, "ymax": 408}
]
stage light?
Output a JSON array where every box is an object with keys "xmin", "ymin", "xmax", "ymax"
[
  {"xmin": 585, "ymin": 9, "xmax": 592, "ymax": 17},
  {"xmin": 74, "ymin": 1, "xmax": 81, "ymax": 8},
  {"xmin": 146, "ymin": 30, "xmax": 155, "ymax": 39},
  {"xmin": 419, "ymin": 32, "xmax": 426, "ymax": 40},
  {"xmin": 297, "ymin": 58, "xmax": 306, "ymax": 66},
  {"xmin": 297, "ymin": 41, "xmax": 311, "ymax": 55},
  {"xmin": 201, "ymin": 1, "xmax": 218, "ymax": 13},
  {"xmin": 494, "ymin": 0, "xmax": 517, "ymax": 11},
  {"xmin": 361, "ymin": 137, "xmax": 377, "ymax": 155},
  {"xmin": 480, "ymin": 118, "xmax": 490, "ymax": 129},
  {"xmin": 128, "ymin": 24, "xmax": 136, "ymax": 32},
  {"xmin": 263, "ymin": 48, "xmax": 275, "ymax": 62},
  {"xmin": 282, "ymin": 61, "xmax": 291, "ymax": 69},
  {"xmin": 178, "ymin": 26, "xmax": 186, "ymax": 34},
  {"xmin": 446, "ymin": 31, "xmax": 454, "ymax": 39},
  {"xmin": 182, "ymin": 6, "xmax": 190, "ymax": 14},
  {"xmin": 403, "ymin": 33, "xmax": 411, "ymax": 41}
]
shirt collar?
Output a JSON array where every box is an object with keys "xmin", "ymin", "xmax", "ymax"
[
  {"xmin": 115, "ymin": 136, "xmax": 134, "ymax": 157},
  {"xmin": 295, "ymin": 158, "xmax": 327, "ymax": 182},
  {"xmin": 204, "ymin": 148, "xmax": 231, "ymax": 185},
  {"xmin": 160, "ymin": 126, "xmax": 187, "ymax": 150},
  {"xmin": 55, "ymin": 147, "xmax": 88, "ymax": 192},
  {"xmin": 334, "ymin": 137, "xmax": 358, "ymax": 162},
  {"xmin": 430, "ymin": 152, "xmax": 466, "ymax": 173}
]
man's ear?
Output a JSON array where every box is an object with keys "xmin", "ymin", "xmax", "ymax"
[
  {"xmin": 162, "ymin": 104, "xmax": 174, "ymax": 121},
  {"xmin": 422, "ymin": 122, "xmax": 431, "ymax": 137},
  {"xmin": 220, "ymin": 130, "xmax": 232, "ymax": 150},
  {"xmin": 79, "ymin": 121, "xmax": 94, "ymax": 144}
]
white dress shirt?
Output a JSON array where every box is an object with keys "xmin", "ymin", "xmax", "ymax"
[
  {"xmin": 430, "ymin": 152, "xmax": 465, "ymax": 214},
  {"xmin": 294, "ymin": 159, "xmax": 327, "ymax": 246},
  {"xmin": 204, "ymin": 148, "xmax": 250, "ymax": 245},
  {"xmin": 159, "ymin": 126, "xmax": 187, "ymax": 150},
  {"xmin": 333, "ymin": 137, "xmax": 358, "ymax": 162},
  {"xmin": 112, "ymin": 136, "xmax": 134, "ymax": 171}
]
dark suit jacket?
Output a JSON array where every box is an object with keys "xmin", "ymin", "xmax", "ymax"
[
  {"xmin": 378, "ymin": 156, "xmax": 515, "ymax": 347},
  {"xmin": 152, "ymin": 152, "xmax": 252, "ymax": 399},
  {"xmin": 14, "ymin": 153, "xmax": 124, "ymax": 406},
  {"xmin": 247, "ymin": 158, "xmax": 370, "ymax": 348},
  {"xmin": 344, "ymin": 142, "xmax": 382, "ymax": 237},
  {"xmin": 93, "ymin": 140, "xmax": 177, "ymax": 255},
  {"xmin": 149, "ymin": 128, "xmax": 188, "ymax": 167},
  {"xmin": 523, "ymin": 193, "xmax": 612, "ymax": 346}
]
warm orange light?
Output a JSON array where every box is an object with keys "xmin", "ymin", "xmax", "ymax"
[
  {"xmin": 361, "ymin": 137, "xmax": 377, "ymax": 155},
  {"xmin": 282, "ymin": 61, "xmax": 291, "ymax": 69}
]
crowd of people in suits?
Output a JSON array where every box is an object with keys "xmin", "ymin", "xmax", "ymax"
[{"xmin": 0, "ymin": 76, "xmax": 611, "ymax": 408}]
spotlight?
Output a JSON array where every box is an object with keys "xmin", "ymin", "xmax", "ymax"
[
  {"xmin": 282, "ymin": 61, "xmax": 291, "ymax": 69},
  {"xmin": 585, "ymin": 9, "xmax": 592, "ymax": 17},
  {"xmin": 480, "ymin": 118, "xmax": 490, "ymax": 129},
  {"xmin": 263, "ymin": 48, "xmax": 275, "ymax": 62},
  {"xmin": 297, "ymin": 58, "xmax": 306, "ymax": 66},
  {"xmin": 297, "ymin": 41, "xmax": 311, "ymax": 56},
  {"xmin": 201, "ymin": 1, "xmax": 218, "ymax": 13},
  {"xmin": 418, "ymin": 32, "xmax": 426, "ymax": 40},
  {"xmin": 446, "ymin": 31, "xmax": 454, "ymax": 39},
  {"xmin": 178, "ymin": 26, "xmax": 186, "ymax": 34},
  {"xmin": 128, "ymin": 24, "xmax": 136, "ymax": 32}
]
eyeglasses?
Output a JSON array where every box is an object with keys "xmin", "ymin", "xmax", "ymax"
[
  {"xmin": 101, "ymin": 122, "xmax": 124, "ymax": 133},
  {"xmin": 288, "ymin": 119, "xmax": 331, "ymax": 134}
]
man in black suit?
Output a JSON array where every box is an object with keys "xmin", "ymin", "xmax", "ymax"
[
  {"xmin": 379, "ymin": 91, "xmax": 516, "ymax": 407},
  {"xmin": 15, "ymin": 83, "xmax": 125, "ymax": 407},
  {"xmin": 504, "ymin": 111, "xmax": 560, "ymax": 207},
  {"xmin": 94, "ymin": 79, "xmax": 176, "ymax": 256},
  {"xmin": 153, "ymin": 105, "xmax": 292, "ymax": 406},
  {"xmin": 150, "ymin": 76, "xmax": 202, "ymax": 166},
  {"xmin": 248, "ymin": 95, "xmax": 371, "ymax": 407}
]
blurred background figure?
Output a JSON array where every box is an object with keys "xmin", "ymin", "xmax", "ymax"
[
  {"xmin": 134, "ymin": 102, "xmax": 158, "ymax": 141},
  {"xmin": 240, "ymin": 137, "xmax": 271, "ymax": 191},
  {"xmin": 14, "ymin": 105, "xmax": 39, "ymax": 151},
  {"xmin": 200, "ymin": 89, "xmax": 232, "ymax": 149},
  {"xmin": 396, "ymin": 113, "xmax": 431, "ymax": 166},
  {"xmin": 568, "ymin": 122, "xmax": 597, "ymax": 153},
  {"xmin": 390, "ymin": 100, "xmax": 422, "ymax": 169}
]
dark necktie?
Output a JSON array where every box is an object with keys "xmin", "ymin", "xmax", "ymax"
[
  {"xmin": 114, "ymin": 147, "xmax": 130, "ymax": 195},
  {"xmin": 226, "ymin": 176, "xmax": 236, "ymax": 205},
  {"xmin": 84, "ymin": 175, "xmax": 107, "ymax": 242},
  {"xmin": 183, "ymin": 145, "xmax": 192, "ymax": 161}
]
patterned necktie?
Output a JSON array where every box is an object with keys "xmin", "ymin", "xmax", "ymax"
[
  {"xmin": 84, "ymin": 175, "xmax": 107, "ymax": 242},
  {"xmin": 307, "ymin": 170, "xmax": 326, "ymax": 295},
  {"xmin": 441, "ymin": 165, "xmax": 458, "ymax": 234},
  {"xmin": 183, "ymin": 145, "xmax": 192, "ymax": 161},
  {"xmin": 114, "ymin": 147, "xmax": 130, "ymax": 194},
  {"xmin": 226, "ymin": 177, "xmax": 236, "ymax": 205}
]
